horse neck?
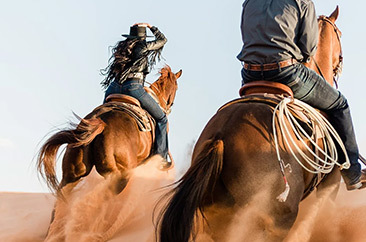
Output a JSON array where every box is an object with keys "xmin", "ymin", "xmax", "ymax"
[
  {"xmin": 148, "ymin": 80, "xmax": 167, "ymax": 110},
  {"xmin": 305, "ymin": 25, "xmax": 336, "ymax": 87},
  {"xmin": 151, "ymin": 75, "xmax": 176, "ymax": 110}
]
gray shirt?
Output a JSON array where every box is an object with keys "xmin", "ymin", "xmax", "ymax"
[{"xmin": 237, "ymin": 0, "xmax": 318, "ymax": 64}]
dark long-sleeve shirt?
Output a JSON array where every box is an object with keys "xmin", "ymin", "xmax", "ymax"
[
  {"xmin": 237, "ymin": 0, "xmax": 318, "ymax": 64},
  {"xmin": 130, "ymin": 26, "xmax": 167, "ymax": 74}
]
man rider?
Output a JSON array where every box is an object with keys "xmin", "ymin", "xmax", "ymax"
[{"xmin": 237, "ymin": 0, "xmax": 366, "ymax": 190}]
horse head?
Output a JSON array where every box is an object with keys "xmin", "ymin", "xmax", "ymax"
[
  {"xmin": 149, "ymin": 65, "xmax": 182, "ymax": 114},
  {"xmin": 311, "ymin": 6, "xmax": 343, "ymax": 86}
]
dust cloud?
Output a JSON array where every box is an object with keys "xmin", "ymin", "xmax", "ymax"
[
  {"xmin": 300, "ymin": 184, "xmax": 366, "ymax": 242},
  {"xmin": 196, "ymin": 182, "xmax": 366, "ymax": 242},
  {"xmin": 1, "ymin": 161, "xmax": 366, "ymax": 241},
  {"xmin": 45, "ymin": 155, "xmax": 175, "ymax": 242},
  {"xmin": 0, "ymin": 155, "xmax": 175, "ymax": 242}
]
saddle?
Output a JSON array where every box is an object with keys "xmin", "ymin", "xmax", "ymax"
[
  {"xmin": 103, "ymin": 94, "xmax": 155, "ymax": 135},
  {"xmin": 105, "ymin": 94, "xmax": 141, "ymax": 107},
  {"xmin": 239, "ymin": 80, "xmax": 293, "ymax": 97}
]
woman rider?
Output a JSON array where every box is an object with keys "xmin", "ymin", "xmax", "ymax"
[{"xmin": 101, "ymin": 23, "xmax": 170, "ymax": 168}]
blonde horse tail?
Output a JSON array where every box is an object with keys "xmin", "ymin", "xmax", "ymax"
[
  {"xmin": 159, "ymin": 139, "xmax": 224, "ymax": 242},
  {"xmin": 37, "ymin": 117, "xmax": 106, "ymax": 194}
]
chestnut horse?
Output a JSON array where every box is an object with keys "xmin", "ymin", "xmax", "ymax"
[
  {"xmin": 159, "ymin": 8, "xmax": 343, "ymax": 242},
  {"xmin": 37, "ymin": 66, "xmax": 182, "ymax": 195}
]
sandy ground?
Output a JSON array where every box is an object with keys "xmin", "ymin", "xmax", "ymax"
[
  {"xmin": 0, "ymin": 192, "xmax": 55, "ymax": 242},
  {"xmin": 1, "ymin": 161, "xmax": 366, "ymax": 241},
  {"xmin": 0, "ymin": 156, "xmax": 175, "ymax": 242}
]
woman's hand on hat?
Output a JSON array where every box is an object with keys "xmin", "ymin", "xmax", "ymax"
[{"xmin": 133, "ymin": 23, "xmax": 152, "ymax": 28}]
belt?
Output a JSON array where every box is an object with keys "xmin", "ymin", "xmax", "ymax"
[
  {"xmin": 127, "ymin": 72, "xmax": 144, "ymax": 79},
  {"xmin": 243, "ymin": 58, "xmax": 298, "ymax": 71}
]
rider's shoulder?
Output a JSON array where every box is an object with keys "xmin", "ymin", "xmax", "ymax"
[
  {"xmin": 292, "ymin": 0, "xmax": 315, "ymax": 13},
  {"xmin": 298, "ymin": 0, "xmax": 315, "ymax": 8}
]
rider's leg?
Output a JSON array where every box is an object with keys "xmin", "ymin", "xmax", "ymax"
[
  {"xmin": 241, "ymin": 64, "xmax": 365, "ymax": 190},
  {"xmin": 285, "ymin": 65, "xmax": 364, "ymax": 190},
  {"xmin": 121, "ymin": 80, "xmax": 169, "ymax": 160}
]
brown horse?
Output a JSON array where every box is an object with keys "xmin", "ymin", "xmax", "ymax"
[
  {"xmin": 159, "ymin": 8, "xmax": 343, "ymax": 242},
  {"xmin": 37, "ymin": 65, "xmax": 182, "ymax": 195}
]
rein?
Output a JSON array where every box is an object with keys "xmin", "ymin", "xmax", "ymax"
[{"xmin": 314, "ymin": 16, "xmax": 343, "ymax": 87}]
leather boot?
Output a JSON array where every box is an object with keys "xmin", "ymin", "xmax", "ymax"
[
  {"xmin": 159, "ymin": 152, "xmax": 174, "ymax": 171},
  {"xmin": 159, "ymin": 159, "xmax": 172, "ymax": 171},
  {"xmin": 345, "ymin": 169, "xmax": 366, "ymax": 191}
]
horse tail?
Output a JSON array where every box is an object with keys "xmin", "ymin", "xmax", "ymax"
[
  {"xmin": 159, "ymin": 139, "xmax": 224, "ymax": 242},
  {"xmin": 37, "ymin": 116, "xmax": 106, "ymax": 193}
]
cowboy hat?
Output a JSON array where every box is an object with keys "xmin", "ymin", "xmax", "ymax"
[{"xmin": 122, "ymin": 25, "xmax": 153, "ymax": 39}]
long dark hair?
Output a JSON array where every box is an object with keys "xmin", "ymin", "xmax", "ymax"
[{"xmin": 100, "ymin": 37, "xmax": 163, "ymax": 89}]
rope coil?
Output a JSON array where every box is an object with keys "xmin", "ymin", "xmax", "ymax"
[
  {"xmin": 273, "ymin": 97, "xmax": 350, "ymax": 173},
  {"xmin": 272, "ymin": 97, "xmax": 350, "ymax": 201}
]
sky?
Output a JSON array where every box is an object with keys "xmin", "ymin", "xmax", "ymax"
[{"xmin": 0, "ymin": 0, "xmax": 365, "ymax": 192}]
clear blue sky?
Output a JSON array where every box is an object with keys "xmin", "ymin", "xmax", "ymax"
[{"xmin": 0, "ymin": 1, "xmax": 365, "ymax": 192}]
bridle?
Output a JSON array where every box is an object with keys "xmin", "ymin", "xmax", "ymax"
[{"xmin": 315, "ymin": 16, "xmax": 343, "ymax": 87}]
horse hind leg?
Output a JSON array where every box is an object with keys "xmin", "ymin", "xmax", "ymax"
[
  {"xmin": 44, "ymin": 147, "xmax": 92, "ymax": 237},
  {"xmin": 95, "ymin": 162, "xmax": 130, "ymax": 194},
  {"xmin": 94, "ymin": 153, "xmax": 132, "ymax": 194},
  {"xmin": 59, "ymin": 146, "xmax": 93, "ymax": 191},
  {"xmin": 110, "ymin": 170, "xmax": 130, "ymax": 194}
]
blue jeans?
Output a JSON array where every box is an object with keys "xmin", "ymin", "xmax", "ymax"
[
  {"xmin": 104, "ymin": 79, "xmax": 169, "ymax": 159},
  {"xmin": 241, "ymin": 64, "xmax": 360, "ymax": 181}
]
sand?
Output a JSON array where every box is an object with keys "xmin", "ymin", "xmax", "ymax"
[
  {"xmin": 0, "ymin": 192, "xmax": 55, "ymax": 242},
  {"xmin": 1, "ymin": 159, "xmax": 366, "ymax": 241},
  {"xmin": 0, "ymin": 156, "xmax": 175, "ymax": 242}
]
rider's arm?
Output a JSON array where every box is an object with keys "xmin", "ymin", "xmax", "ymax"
[
  {"xmin": 146, "ymin": 26, "xmax": 167, "ymax": 50},
  {"xmin": 297, "ymin": 1, "xmax": 318, "ymax": 62}
]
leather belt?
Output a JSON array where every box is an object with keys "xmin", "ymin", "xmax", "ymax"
[
  {"xmin": 127, "ymin": 72, "xmax": 144, "ymax": 79},
  {"xmin": 243, "ymin": 58, "xmax": 298, "ymax": 71}
]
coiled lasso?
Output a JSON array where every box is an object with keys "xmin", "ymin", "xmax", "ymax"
[{"xmin": 272, "ymin": 97, "xmax": 350, "ymax": 202}]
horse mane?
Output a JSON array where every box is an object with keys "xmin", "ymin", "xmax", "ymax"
[
  {"xmin": 313, "ymin": 12, "xmax": 343, "ymax": 86},
  {"xmin": 153, "ymin": 65, "xmax": 177, "ymax": 90}
]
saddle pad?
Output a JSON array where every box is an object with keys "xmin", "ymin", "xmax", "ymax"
[
  {"xmin": 92, "ymin": 102, "xmax": 155, "ymax": 133},
  {"xmin": 105, "ymin": 94, "xmax": 141, "ymax": 107},
  {"xmin": 218, "ymin": 94, "xmax": 324, "ymax": 139}
]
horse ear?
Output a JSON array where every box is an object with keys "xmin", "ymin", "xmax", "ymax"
[
  {"xmin": 329, "ymin": 6, "xmax": 339, "ymax": 22},
  {"xmin": 175, "ymin": 70, "xmax": 182, "ymax": 79}
]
